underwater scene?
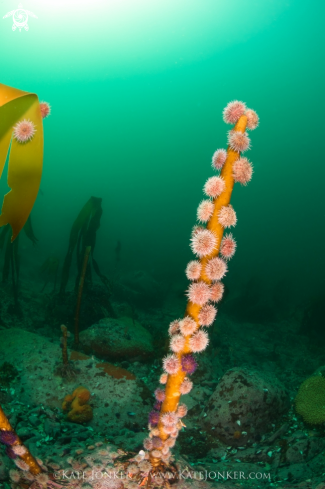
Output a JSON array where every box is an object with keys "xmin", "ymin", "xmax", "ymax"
[{"xmin": 0, "ymin": 1, "xmax": 325, "ymax": 488}]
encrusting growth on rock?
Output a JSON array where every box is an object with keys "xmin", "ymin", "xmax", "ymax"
[
  {"xmin": 62, "ymin": 386, "xmax": 93, "ymax": 424},
  {"xmin": 143, "ymin": 101, "xmax": 259, "ymax": 470}
]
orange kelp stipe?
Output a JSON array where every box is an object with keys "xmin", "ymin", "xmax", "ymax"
[{"xmin": 0, "ymin": 83, "xmax": 44, "ymax": 241}]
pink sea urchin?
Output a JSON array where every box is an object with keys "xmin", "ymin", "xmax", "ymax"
[
  {"xmin": 165, "ymin": 437, "xmax": 176, "ymax": 448},
  {"xmin": 162, "ymin": 424, "xmax": 176, "ymax": 434},
  {"xmin": 170, "ymin": 334, "xmax": 185, "ymax": 353},
  {"xmin": 204, "ymin": 176, "xmax": 225, "ymax": 199},
  {"xmin": 210, "ymin": 282, "xmax": 224, "ymax": 303},
  {"xmin": 151, "ymin": 450, "xmax": 162, "ymax": 459},
  {"xmin": 161, "ymin": 412, "xmax": 178, "ymax": 427},
  {"xmin": 190, "ymin": 229, "xmax": 217, "ymax": 257},
  {"xmin": 40, "ymin": 101, "xmax": 51, "ymax": 119},
  {"xmin": 13, "ymin": 119, "xmax": 36, "ymax": 143},
  {"xmin": 148, "ymin": 411, "xmax": 160, "ymax": 426},
  {"xmin": 176, "ymin": 404, "xmax": 188, "ymax": 418},
  {"xmin": 163, "ymin": 354, "xmax": 180, "ymax": 374},
  {"xmin": 162, "ymin": 445, "xmax": 170, "ymax": 456},
  {"xmin": 220, "ymin": 233, "xmax": 237, "ymax": 260},
  {"xmin": 154, "ymin": 388, "xmax": 166, "ymax": 402},
  {"xmin": 212, "ymin": 149, "xmax": 227, "ymax": 170},
  {"xmin": 14, "ymin": 459, "xmax": 29, "ymax": 471},
  {"xmin": 143, "ymin": 438, "xmax": 153, "ymax": 450},
  {"xmin": 185, "ymin": 261, "xmax": 202, "ymax": 281},
  {"xmin": 170, "ymin": 429, "xmax": 179, "ymax": 439},
  {"xmin": 189, "ymin": 330, "xmax": 209, "ymax": 352},
  {"xmin": 160, "ymin": 373, "xmax": 168, "ymax": 384},
  {"xmin": 191, "ymin": 225, "xmax": 205, "ymax": 237},
  {"xmin": 12, "ymin": 445, "xmax": 27, "ymax": 456},
  {"xmin": 151, "ymin": 437, "xmax": 163, "ymax": 449},
  {"xmin": 198, "ymin": 304, "xmax": 217, "ymax": 326},
  {"xmin": 205, "ymin": 257, "xmax": 228, "ymax": 281},
  {"xmin": 179, "ymin": 378, "xmax": 193, "ymax": 395},
  {"xmin": 218, "ymin": 205, "xmax": 237, "ymax": 228},
  {"xmin": 35, "ymin": 473, "xmax": 49, "ymax": 486},
  {"xmin": 228, "ymin": 130, "xmax": 250, "ymax": 153},
  {"xmin": 9, "ymin": 470, "xmax": 20, "ymax": 483},
  {"xmin": 139, "ymin": 460, "xmax": 152, "ymax": 471},
  {"xmin": 179, "ymin": 316, "xmax": 197, "ymax": 336},
  {"xmin": 187, "ymin": 281, "xmax": 211, "ymax": 306},
  {"xmin": 223, "ymin": 101, "xmax": 246, "ymax": 124},
  {"xmin": 245, "ymin": 109, "xmax": 259, "ymax": 130},
  {"xmin": 197, "ymin": 200, "xmax": 214, "ymax": 223},
  {"xmin": 168, "ymin": 319, "xmax": 180, "ymax": 336},
  {"xmin": 233, "ymin": 157, "xmax": 253, "ymax": 185},
  {"xmin": 181, "ymin": 354, "xmax": 198, "ymax": 374}
]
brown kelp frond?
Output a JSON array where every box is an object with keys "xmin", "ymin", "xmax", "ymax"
[
  {"xmin": 60, "ymin": 196, "xmax": 103, "ymax": 294},
  {"xmin": 0, "ymin": 83, "xmax": 44, "ymax": 241}
]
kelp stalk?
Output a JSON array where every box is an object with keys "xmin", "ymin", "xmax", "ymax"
[
  {"xmin": 61, "ymin": 324, "xmax": 69, "ymax": 365},
  {"xmin": 74, "ymin": 246, "xmax": 91, "ymax": 344},
  {"xmin": 145, "ymin": 102, "xmax": 259, "ymax": 468}
]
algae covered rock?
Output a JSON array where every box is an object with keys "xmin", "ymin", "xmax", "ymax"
[
  {"xmin": 295, "ymin": 375, "xmax": 325, "ymax": 424},
  {"xmin": 80, "ymin": 316, "xmax": 154, "ymax": 360},
  {"xmin": 203, "ymin": 368, "xmax": 289, "ymax": 447}
]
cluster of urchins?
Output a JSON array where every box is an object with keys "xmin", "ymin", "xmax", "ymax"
[
  {"xmin": 0, "ymin": 429, "xmax": 49, "ymax": 487},
  {"xmin": 143, "ymin": 101, "xmax": 259, "ymax": 463},
  {"xmin": 12, "ymin": 101, "xmax": 50, "ymax": 143}
]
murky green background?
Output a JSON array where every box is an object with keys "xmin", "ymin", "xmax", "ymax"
[{"xmin": 1, "ymin": 0, "xmax": 324, "ymax": 310}]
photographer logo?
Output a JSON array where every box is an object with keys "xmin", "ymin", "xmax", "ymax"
[{"xmin": 3, "ymin": 3, "xmax": 37, "ymax": 31}]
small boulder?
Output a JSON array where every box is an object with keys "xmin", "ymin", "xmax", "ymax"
[
  {"xmin": 0, "ymin": 453, "xmax": 8, "ymax": 481},
  {"xmin": 43, "ymin": 419, "xmax": 61, "ymax": 438},
  {"xmin": 202, "ymin": 368, "xmax": 289, "ymax": 446},
  {"xmin": 285, "ymin": 438, "xmax": 325, "ymax": 464},
  {"xmin": 80, "ymin": 316, "xmax": 154, "ymax": 360}
]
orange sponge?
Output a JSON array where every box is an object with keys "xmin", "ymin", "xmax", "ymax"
[{"xmin": 62, "ymin": 386, "xmax": 93, "ymax": 424}]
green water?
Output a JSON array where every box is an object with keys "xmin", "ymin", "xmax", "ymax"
[{"xmin": 0, "ymin": 0, "xmax": 324, "ymax": 310}]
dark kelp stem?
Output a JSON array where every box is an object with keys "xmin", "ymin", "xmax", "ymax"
[
  {"xmin": 61, "ymin": 324, "xmax": 69, "ymax": 365},
  {"xmin": 74, "ymin": 246, "xmax": 91, "ymax": 344}
]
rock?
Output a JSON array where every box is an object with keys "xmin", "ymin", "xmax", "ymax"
[
  {"xmin": 28, "ymin": 414, "xmax": 39, "ymax": 427},
  {"xmin": 285, "ymin": 438, "xmax": 325, "ymax": 464},
  {"xmin": 0, "ymin": 329, "xmax": 149, "ymax": 435},
  {"xmin": 57, "ymin": 435, "xmax": 72, "ymax": 445},
  {"xmin": 44, "ymin": 419, "xmax": 61, "ymax": 438},
  {"xmin": 75, "ymin": 432, "xmax": 90, "ymax": 441},
  {"xmin": 276, "ymin": 462, "xmax": 313, "ymax": 482},
  {"xmin": 0, "ymin": 453, "xmax": 8, "ymax": 481},
  {"xmin": 16, "ymin": 426, "xmax": 33, "ymax": 440},
  {"xmin": 80, "ymin": 317, "xmax": 154, "ymax": 360},
  {"xmin": 208, "ymin": 447, "xmax": 228, "ymax": 459},
  {"xmin": 203, "ymin": 368, "xmax": 289, "ymax": 446}
]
